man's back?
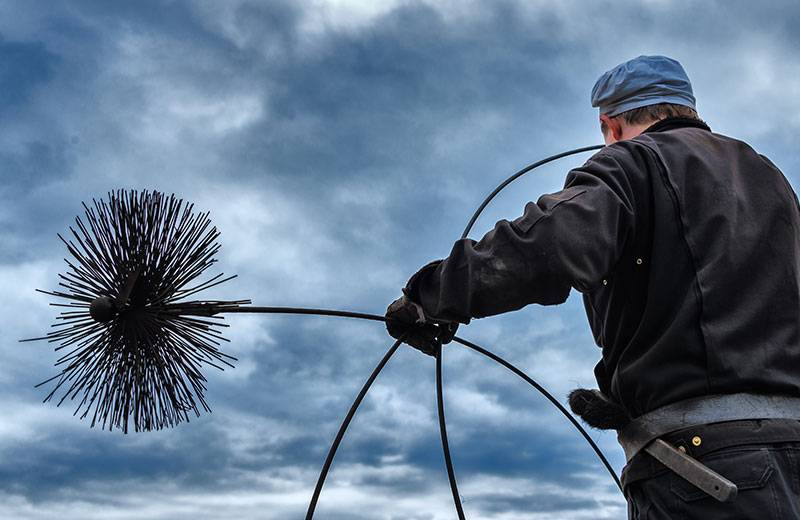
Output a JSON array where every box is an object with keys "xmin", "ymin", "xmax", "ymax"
[{"xmin": 587, "ymin": 117, "xmax": 800, "ymax": 416}]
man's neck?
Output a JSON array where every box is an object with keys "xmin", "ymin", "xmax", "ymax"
[{"xmin": 643, "ymin": 117, "xmax": 711, "ymax": 134}]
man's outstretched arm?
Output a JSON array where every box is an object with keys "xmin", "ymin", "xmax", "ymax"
[{"xmin": 406, "ymin": 150, "xmax": 637, "ymax": 324}]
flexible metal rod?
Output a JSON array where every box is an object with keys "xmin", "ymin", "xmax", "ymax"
[
  {"xmin": 216, "ymin": 307, "xmax": 622, "ymax": 520},
  {"xmin": 452, "ymin": 337, "xmax": 623, "ymax": 491},
  {"xmin": 220, "ymin": 306, "xmax": 470, "ymax": 515},
  {"xmin": 225, "ymin": 145, "xmax": 613, "ymax": 516},
  {"xmin": 460, "ymin": 144, "xmax": 604, "ymax": 239},
  {"xmin": 436, "ymin": 346, "xmax": 467, "ymax": 519},
  {"xmin": 222, "ymin": 306, "xmax": 386, "ymax": 323},
  {"xmin": 305, "ymin": 337, "xmax": 404, "ymax": 519}
]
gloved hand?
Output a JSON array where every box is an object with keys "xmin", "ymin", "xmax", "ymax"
[{"xmin": 385, "ymin": 294, "xmax": 458, "ymax": 356}]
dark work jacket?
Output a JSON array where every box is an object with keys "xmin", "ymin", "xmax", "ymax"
[{"xmin": 409, "ymin": 117, "xmax": 800, "ymax": 417}]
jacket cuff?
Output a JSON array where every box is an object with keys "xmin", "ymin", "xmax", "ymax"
[
  {"xmin": 403, "ymin": 259, "xmax": 443, "ymax": 305},
  {"xmin": 404, "ymin": 259, "xmax": 472, "ymax": 325}
]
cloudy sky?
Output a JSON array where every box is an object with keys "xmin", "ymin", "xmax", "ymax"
[{"xmin": 1, "ymin": 1, "xmax": 799, "ymax": 518}]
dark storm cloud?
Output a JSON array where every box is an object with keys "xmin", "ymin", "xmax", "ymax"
[
  {"xmin": 0, "ymin": 428, "xmax": 230, "ymax": 502},
  {"xmin": 0, "ymin": 140, "xmax": 72, "ymax": 193},
  {"xmin": 0, "ymin": 37, "xmax": 58, "ymax": 116},
  {"xmin": 230, "ymin": 2, "xmax": 580, "ymax": 177}
]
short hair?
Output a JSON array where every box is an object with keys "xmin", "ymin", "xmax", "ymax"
[
  {"xmin": 601, "ymin": 102, "xmax": 700, "ymax": 134},
  {"xmin": 619, "ymin": 102, "xmax": 700, "ymax": 124}
]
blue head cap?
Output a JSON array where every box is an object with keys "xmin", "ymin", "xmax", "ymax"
[{"xmin": 591, "ymin": 55, "xmax": 696, "ymax": 117}]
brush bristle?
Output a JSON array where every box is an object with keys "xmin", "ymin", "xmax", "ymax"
[
  {"xmin": 567, "ymin": 388, "xmax": 630, "ymax": 431},
  {"xmin": 29, "ymin": 190, "xmax": 247, "ymax": 433}
]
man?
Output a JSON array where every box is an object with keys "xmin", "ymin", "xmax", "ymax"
[{"xmin": 386, "ymin": 55, "xmax": 800, "ymax": 518}]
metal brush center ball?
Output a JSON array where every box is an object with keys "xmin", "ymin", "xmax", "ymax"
[{"xmin": 89, "ymin": 296, "xmax": 117, "ymax": 323}]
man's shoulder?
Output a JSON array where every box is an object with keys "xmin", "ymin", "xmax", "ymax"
[
  {"xmin": 583, "ymin": 140, "xmax": 661, "ymax": 179},
  {"xmin": 633, "ymin": 124, "xmax": 753, "ymax": 154},
  {"xmin": 635, "ymin": 126, "xmax": 776, "ymax": 170}
]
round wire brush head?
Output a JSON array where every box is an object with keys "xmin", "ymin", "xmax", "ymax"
[{"xmin": 26, "ymin": 189, "xmax": 249, "ymax": 433}]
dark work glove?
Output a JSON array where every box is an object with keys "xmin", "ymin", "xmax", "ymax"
[{"xmin": 385, "ymin": 294, "xmax": 458, "ymax": 356}]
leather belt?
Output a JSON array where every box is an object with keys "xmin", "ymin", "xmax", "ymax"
[{"xmin": 617, "ymin": 393, "xmax": 800, "ymax": 502}]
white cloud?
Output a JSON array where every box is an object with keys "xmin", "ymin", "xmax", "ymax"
[
  {"xmin": 299, "ymin": 0, "xmax": 409, "ymax": 35},
  {"xmin": 0, "ymin": 401, "xmax": 84, "ymax": 452},
  {"xmin": 699, "ymin": 35, "xmax": 800, "ymax": 139},
  {"xmin": 0, "ymin": 260, "xmax": 67, "ymax": 385},
  {"xmin": 111, "ymin": 32, "xmax": 266, "ymax": 144},
  {"xmin": 460, "ymin": 473, "xmax": 625, "ymax": 520},
  {"xmin": 0, "ymin": 463, "xmax": 624, "ymax": 520}
]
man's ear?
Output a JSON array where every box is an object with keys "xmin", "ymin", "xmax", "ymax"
[{"xmin": 599, "ymin": 114, "xmax": 624, "ymax": 144}]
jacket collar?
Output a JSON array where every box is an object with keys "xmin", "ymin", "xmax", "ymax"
[{"xmin": 643, "ymin": 116, "xmax": 711, "ymax": 134}]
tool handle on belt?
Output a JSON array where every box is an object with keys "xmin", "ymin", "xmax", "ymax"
[{"xmin": 645, "ymin": 439, "xmax": 738, "ymax": 503}]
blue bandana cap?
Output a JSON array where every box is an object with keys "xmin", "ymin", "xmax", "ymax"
[{"xmin": 591, "ymin": 55, "xmax": 696, "ymax": 117}]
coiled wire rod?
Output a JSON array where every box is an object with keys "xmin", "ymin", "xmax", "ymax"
[
  {"xmin": 223, "ymin": 144, "xmax": 619, "ymax": 516},
  {"xmin": 436, "ymin": 344, "xmax": 466, "ymax": 519},
  {"xmin": 304, "ymin": 337, "xmax": 404, "ymax": 519},
  {"xmin": 452, "ymin": 336, "xmax": 623, "ymax": 491},
  {"xmin": 213, "ymin": 306, "xmax": 621, "ymax": 517},
  {"xmin": 460, "ymin": 144, "xmax": 604, "ymax": 239}
]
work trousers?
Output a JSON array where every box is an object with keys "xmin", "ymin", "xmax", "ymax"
[{"xmin": 622, "ymin": 420, "xmax": 800, "ymax": 519}]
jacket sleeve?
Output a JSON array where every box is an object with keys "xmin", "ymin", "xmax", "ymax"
[{"xmin": 407, "ymin": 150, "xmax": 636, "ymax": 323}]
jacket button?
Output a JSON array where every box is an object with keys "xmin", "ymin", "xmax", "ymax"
[
  {"xmin": 691, "ymin": 436, "xmax": 702, "ymax": 447},
  {"xmin": 602, "ymin": 279, "xmax": 608, "ymax": 286},
  {"xmin": 636, "ymin": 258, "xmax": 643, "ymax": 265}
]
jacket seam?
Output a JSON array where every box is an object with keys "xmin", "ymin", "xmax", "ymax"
[
  {"xmin": 510, "ymin": 188, "xmax": 587, "ymax": 235},
  {"xmin": 637, "ymin": 139, "xmax": 714, "ymax": 394}
]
